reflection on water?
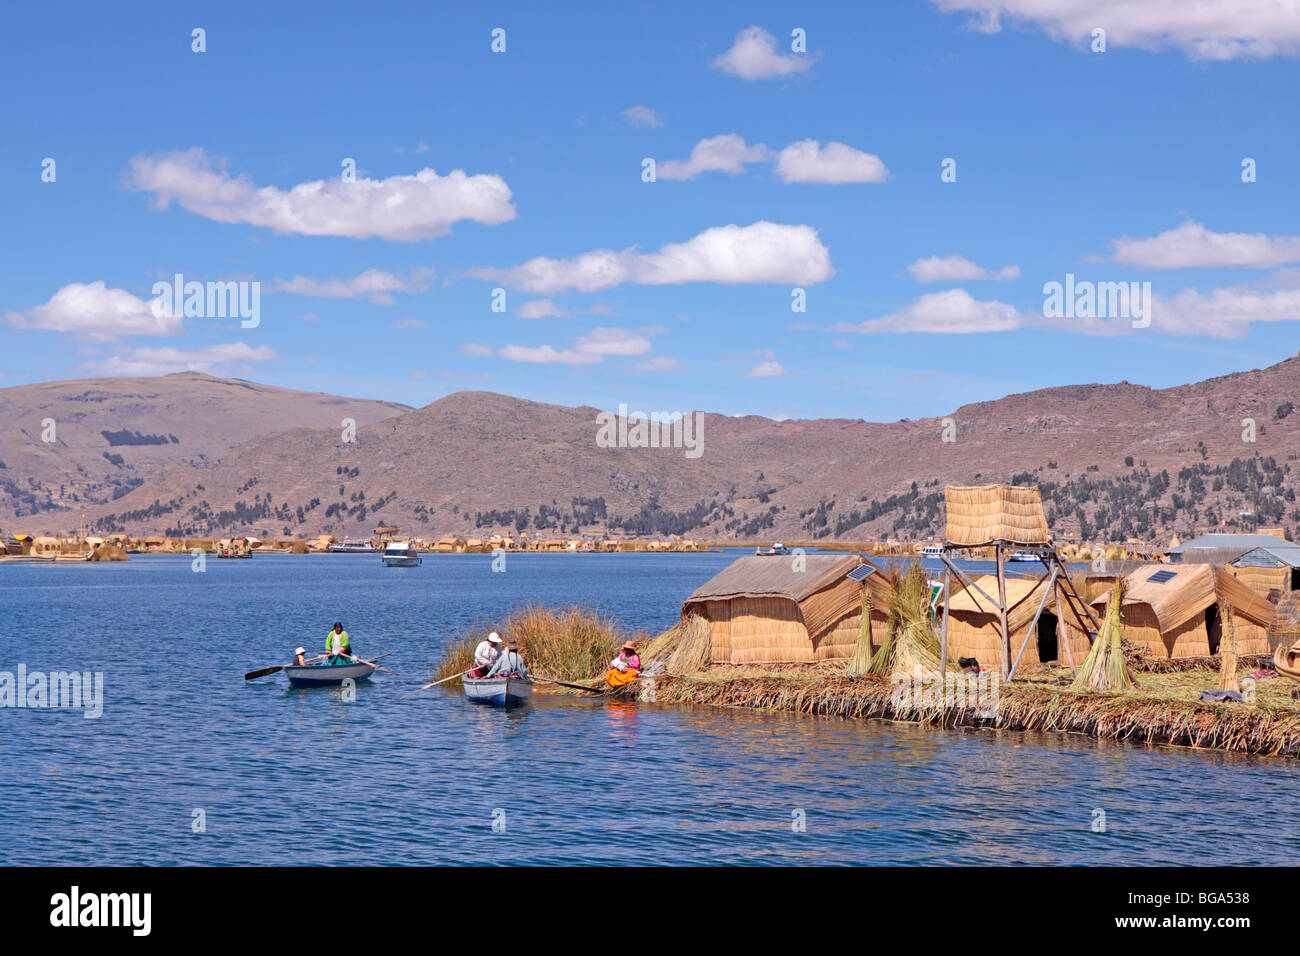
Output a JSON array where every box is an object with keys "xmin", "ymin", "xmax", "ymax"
[{"xmin": 1, "ymin": 553, "xmax": 1297, "ymax": 865}]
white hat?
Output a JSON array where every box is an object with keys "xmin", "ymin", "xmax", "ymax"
[
  {"xmin": 294, "ymin": 646, "xmax": 307, "ymax": 655},
  {"xmin": 487, "ymin": 632, "xmax": 503, "ymax": 644}
]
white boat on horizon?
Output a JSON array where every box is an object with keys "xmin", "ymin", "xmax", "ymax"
[
  {"xmin": 329, "ymin": 539, "xmax": 376, "ymax": 554},
  {"xmin": 381, "ymin": 542, "xmax": 421, "ymax": 567}
]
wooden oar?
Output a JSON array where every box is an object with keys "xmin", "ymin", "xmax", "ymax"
[
  {"xmin": 396, "ymin": 671, "xmax": 468, "ymax": 701},
  {"xmin": 244, "ymin": 654, "xmax": 326, "ymax": 681},
  {"xmin": 532, "ymin": 674, "xmax": 605, "ymax": 693},
  {"xmin": 348, "ymin": 654, "xmax": 397, "ymax": 675}
]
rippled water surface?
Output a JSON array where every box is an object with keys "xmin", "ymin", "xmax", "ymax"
[{"xmin": 3, "ymin": 553, "xmax": 1297, "ymax": 865}]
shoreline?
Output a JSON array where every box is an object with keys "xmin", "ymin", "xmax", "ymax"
[{"xmin": 608, "ymin": 661, "xmax": 1300, "ymax": 758}]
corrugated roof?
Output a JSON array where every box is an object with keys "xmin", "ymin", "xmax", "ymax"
[
  {"xmin": 1234, "ymin": 545, "xmax": 1300, "ymax": 569},
  {"xmin": 685, "ymin": 554, "xmax": 864, "ymax": 603},
  {"xmin": 1170, "ymin": 532, "xmax": 1292, "ymax": 553},
  {"xmin": 1173, "ymin": 547, "xmax": 1254, "ymax": 566}
]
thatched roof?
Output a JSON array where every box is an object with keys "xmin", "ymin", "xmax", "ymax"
[
  {"xmin": 1096, "ymin": 563, "xmax": 1276, "ymax": 631},
  {"xmin": 944, "ymin": 484, "xmax": 1050, "ymax": 547},
  {"xmin": 946, "ymin": 573, "xmax": 1090, "ymax": 634},
  {"xmin": 683, "ymin": 553, "xmax": 878, "ymax": 643},
  {"xmin": 685, "ymin": 554, "xmax": 863, "ymax": 603}
]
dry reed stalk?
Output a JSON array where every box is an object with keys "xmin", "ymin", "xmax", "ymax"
[
  {"xmin": 1072, "ymin": 580, "xmax": 1136, "ymax": 691},
  {"xmin": 1220, "ymin": 601, "xmax": 1241, "ymax": 693},
  {"xmin": 667, "ymin": 613, "xmax": 710, "ymax": 674},
  {"xmin": 844, "ymin": 589, "xmax": 874, "ymax": 677}
]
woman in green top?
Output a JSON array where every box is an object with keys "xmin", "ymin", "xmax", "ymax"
[{"xmin": 325, "ymin": 622, "xmax": 353, "ymax": 663}]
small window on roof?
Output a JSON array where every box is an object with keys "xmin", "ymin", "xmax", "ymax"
[
  {"xmin": 846, "ymin": 565, "xmax": 876, "ymax": 582},
  {"xmin": 1147, "ymin": 570, "xmax": 1177, "ymax": 584}
]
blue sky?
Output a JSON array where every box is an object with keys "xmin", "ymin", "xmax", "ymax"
[{"xmin": 3, "ymin": 0, "xmax": 1299, "ymax": 420}]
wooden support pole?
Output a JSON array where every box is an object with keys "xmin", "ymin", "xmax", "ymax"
[
  {"xmin": 940, "ymin": 559, "xmax": 951, "ymax": 683},
  {"xmin": 996, "ymin": 543, "xmax": 1011, "ymax": 680}
]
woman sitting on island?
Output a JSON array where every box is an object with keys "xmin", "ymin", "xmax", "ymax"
[{"xmin": 605, "ymin": 642, "xmax": 641, "ymax": 688}]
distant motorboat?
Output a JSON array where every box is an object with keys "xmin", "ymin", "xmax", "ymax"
[
  {"xmin": 381, "ymin": 542, "xmax": 422, "ymax": 567},
  {"xmin": 329, "ymin": 539, "xmax": 376, "ymax": 554},
  {"xmin": 1008, "ymin": 550, "xmax": 1041, "ymax": 562},
  {"xmin": 921, "ymin": 545, "xmax": 945, "ymax": 559},
  {"xmin": 755, "ymin": 542, "xmax": 791, "ymax": 556}
]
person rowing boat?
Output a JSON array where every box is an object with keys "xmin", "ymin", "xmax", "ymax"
[
  {"xmin": 325, "ymin": 621, "xmax": 354, "ymax": 664},
  {"xmin": 469, "ymin": 631, "xmax": 503, "ymax": 678}
]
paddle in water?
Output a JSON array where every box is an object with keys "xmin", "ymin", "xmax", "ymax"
[
  {"xmin": 245, "ymin": 653, "xmax": 326, "ymax": 681},
  {"xmin": 396, "ymin": 670, "xmax": 469, "ymax": 701}
]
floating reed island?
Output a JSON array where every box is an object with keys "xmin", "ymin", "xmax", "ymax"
[{"xmin": 430, "ymin": 484, "xmax": 1300, "ymax": 759}]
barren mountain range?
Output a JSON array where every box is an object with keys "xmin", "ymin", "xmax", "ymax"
[{"xmin": 3, "ymin": 357, "xmax": 1299, "ymax": 544}]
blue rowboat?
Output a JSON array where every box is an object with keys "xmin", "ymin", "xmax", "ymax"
[
  {"xmin": 284, "ymin": 661, "xmax": 375, "ymax": 688},
  {"xmin": 463, "ymin": 675, "xmax": 533, "ymax": 708}
]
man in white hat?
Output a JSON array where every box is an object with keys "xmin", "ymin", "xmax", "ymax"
[{"xmin": 471, "ymin": 632, "xmax": 503, "ymax": 678}]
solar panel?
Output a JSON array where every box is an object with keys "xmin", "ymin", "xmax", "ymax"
[
  {"xmin": 846, "ymin": 564, "xmax": 876, "ymax": 582},
  {"xmin": 1147, "ymin": 570, "xmax": 1177, "ymax": 584}
]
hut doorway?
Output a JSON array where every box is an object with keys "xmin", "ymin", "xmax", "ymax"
[
  {"xmin": 1037, "ymin": 611, "xmax": 1059, "ymax": 663},
  {"xmin": 1206, "ymin": 605, "xmax": 1221, "ymax": 655},
  {"xmin": 1292, "ymin": 568, "xmax": 1300, "ymax": 591}
]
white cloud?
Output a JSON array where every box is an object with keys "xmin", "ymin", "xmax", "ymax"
[
  {"xmin": 621, "ymin": 106, "xmax": 664, "ymax": 128},
  {"xmin": 409, "ymin": 369, "xmax": 429, "ymax": 380},
  {"xmin": 775, "ymin": 141, "xmax": 889, "ymax": 184},
  {"xmin": 932, "ymin": 0, "xmax": 1300, "ymax": 61},
  {"xmin": 458, "ymin": 342, "xmax": 494, "ymax": 357},
  {"xmin": 635, "ymin": 356, "xmax": 684, "ymax": 372},
  {"xmin": 573, "ymin": 327, "xmax": 652, "ymax": 357},
  {"xmin": 127, "ymin": 148, "xmax": 516, "ymax": 241},
  {"xmin": 6, "ymin": 281, "xmax": 181, "ymax": 341},
  {"xmin": 498, "ymin": 344, "xmax": 602, "ymax": 365},
  {"xmin": 516, "ymin": 299, "xmax": 568, "ymax": 319},
  {"xmin": 271, "ymin": 267, "xmax": 434, "ymax": 304},
  {"xmin": 1109, "ymin": 221, "xmax": 1300, "ymax": 269},
  {"xmin": 659, "ymin": 135, "xmax": 771, "ymax": 180},
  {"xmin": 475, "ymin": 221, "xmax": 833, "ymax": 294},
  {"xmin": 1152, "ymin": 284, "xmax": 1300, "ymax": 337},
  {"xmin": 389, "ymin": 318, "xmax": 427, "ymax": 329},
  {"xmin": 711, "ymin": 25, "xmax": 817, "ymax": 79},
  {"xmin": 907, "ymin": 255, "xmax": 1021, "ymax": 282},
  {"xmin": 836, "ymin": 289, "xmax": 1024, "ymax": 333},
  {"xmin": 79, "ymin": 342, "xmax": 277, "ymax": 376},
  {"xmin": 744, "ymin": 360, "xmax": 788, "ymax": 377},
  {"xmin": 498, "ymin": 327, "xmax": 653, "ymax": 367}
]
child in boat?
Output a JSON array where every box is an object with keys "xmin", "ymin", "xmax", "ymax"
[
  {"xmin": 605, "ymin": 642, "xmax": 641, "ymax": 688},
  {"xmin": 293, "ymin": 646, "xmax": 308, "ymax": 666}
]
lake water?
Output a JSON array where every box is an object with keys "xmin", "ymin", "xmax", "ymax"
[{"xmin": 2, "ymin": 552, "xmax": 1296, "ymax": 865}]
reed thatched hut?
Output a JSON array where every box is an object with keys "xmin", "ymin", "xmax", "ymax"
[
  {"xmin": 681, "ymin": 554, "xmax": 882, "ymax": 664},
  {"xmin": 1082, "ymin": 563, "xmax": 1274, "ymax": 658},
  {"xmin": 945, "ymin": 574, "xmax": 1091, "ymax": 667},
  {"xmin": 1080, "ymin": 559, "xmax": 1146, "ymax": 602}
]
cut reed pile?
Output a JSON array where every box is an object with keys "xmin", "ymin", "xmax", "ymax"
[
  {"xmin": 864, "ymin": 561, "xmax": 952, "ymax": 679},
  {"xmin": 640, "ymin": 612, "xmax": 711, "ymax": 674},
  {"xmin": 844, "ymin": 588, "xmax": 874, "ymax": 677},
  {"xmin": 1072, "ymin": 580, "xmax": 1135, "ymax": 691},
  {"xmin": 434, "ymin": 605, "xmax": 631, "ymax": 684}
]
